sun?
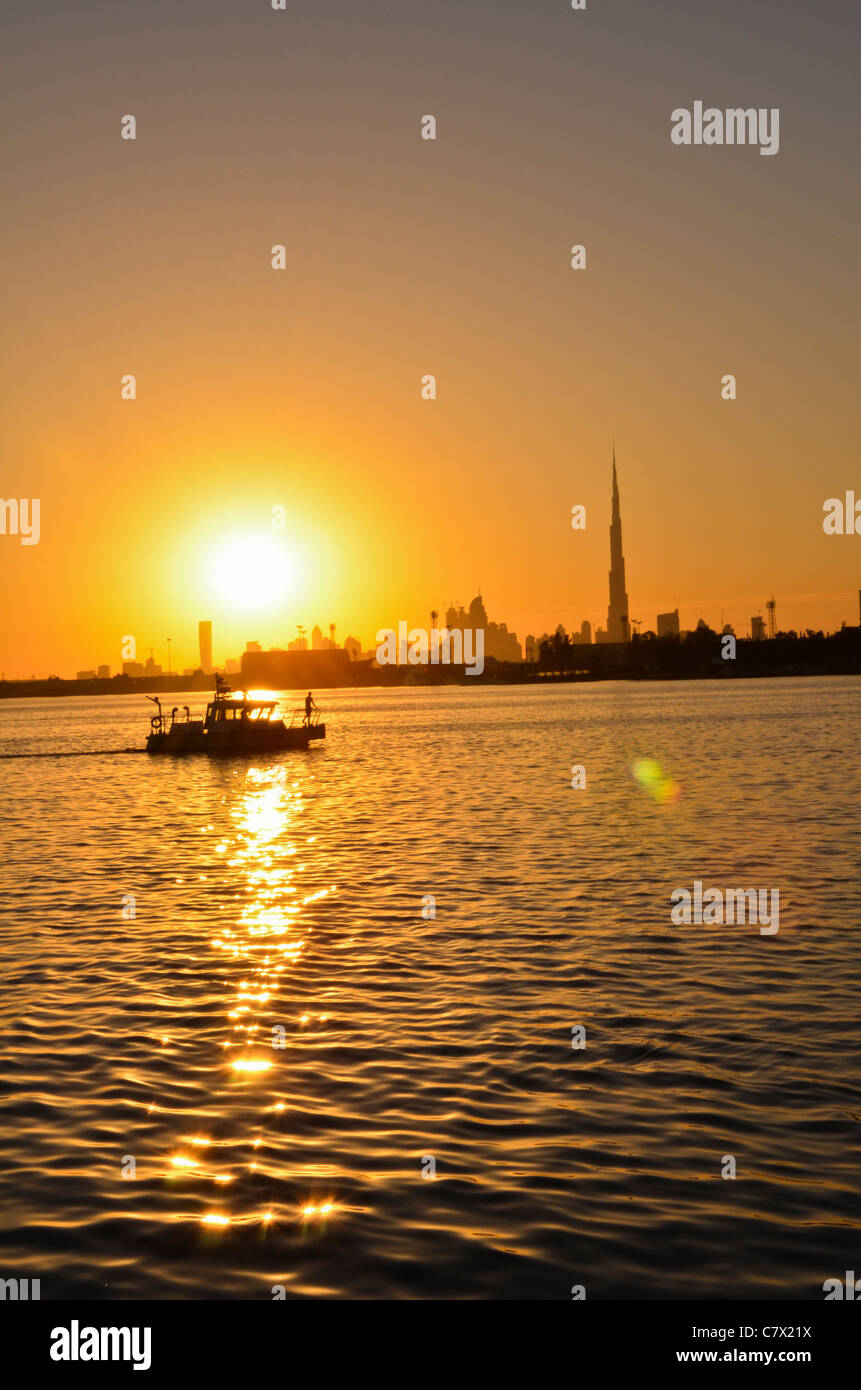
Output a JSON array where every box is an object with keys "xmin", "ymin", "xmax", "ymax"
[{"xmin": 209, "ymin": 534, "xmax": 295, "ymax": 610}]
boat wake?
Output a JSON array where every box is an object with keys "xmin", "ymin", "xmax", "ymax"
[{"xmin": 0, "ymin": 748, "xmax": 147, "ymax": 760}]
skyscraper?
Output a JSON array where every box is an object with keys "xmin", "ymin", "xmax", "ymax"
[
  {"xmin": 198, "ymin": 620, "xmax": 213, "ymax": 674},
  {"xmin": 606, "ymin": 448, "xmax": 630, "ymax": 642}
]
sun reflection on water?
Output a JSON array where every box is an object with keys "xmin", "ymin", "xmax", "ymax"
[{"xmin": 153, "ymin": 763, "xmax": 338, "ymax": 1234}]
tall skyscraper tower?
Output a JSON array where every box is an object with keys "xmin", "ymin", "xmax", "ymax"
[
  {"xmin": 198, "ymin": 620, "xmax": 213, "ymax": 674},
  {"xmin": 606, "ymin": 447, "xmax": 630, "ymax": 642}
]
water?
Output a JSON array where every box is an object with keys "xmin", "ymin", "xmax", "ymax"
[{"xmin": 0, "ymin": 678, "xmax": 859, "ymax": 1300}]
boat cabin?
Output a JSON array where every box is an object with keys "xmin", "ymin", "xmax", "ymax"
[{"xmin": 204, "ymin": 696, "xmax": 278, "ymax": 730}]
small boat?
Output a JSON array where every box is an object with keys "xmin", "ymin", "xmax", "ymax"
[{"xmin": 145, "ymin": 675, "xmax": 326, "ymax": 756}]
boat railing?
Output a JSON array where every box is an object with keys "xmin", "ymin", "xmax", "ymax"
[
  {"xmin": 148, "ymin": 699, "xmax": 193, "ymax": 735},
  {"xmin": 288, "ymin": 707, "xmax": 323, "ymax": 729}
]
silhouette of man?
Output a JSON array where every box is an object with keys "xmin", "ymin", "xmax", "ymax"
[{"xmin": 304, "ymin": 691, "xmax": 317, "ymax": 726}]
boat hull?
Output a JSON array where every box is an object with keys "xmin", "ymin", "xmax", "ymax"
[{"xmin": 146, "ymin": 723, "xmax": 326, "ymax": 756}]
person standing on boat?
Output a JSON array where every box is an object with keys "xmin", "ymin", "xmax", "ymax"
[{"xmin": 304, "ymin": 691, "xmax": 317, "ymax": 726}]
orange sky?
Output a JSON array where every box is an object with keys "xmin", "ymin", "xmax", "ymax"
[{"xmin": 1, "ymin": 0, "xmax": 859, "ymax": 676}]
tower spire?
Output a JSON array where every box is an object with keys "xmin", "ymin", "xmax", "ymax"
[{"xmin": 606, "ymin": 443, "xmax": 630, "ymax": 642}]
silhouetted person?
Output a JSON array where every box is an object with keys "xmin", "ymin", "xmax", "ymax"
[{"xmin": 304, "ymin": 692, "xmax": 317, "ymax": 726}]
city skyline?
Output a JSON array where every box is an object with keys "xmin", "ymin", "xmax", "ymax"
[
  {"xmin": 3, "ymin": 446, "xmax": 859, "ymax": 677},
  {"xmin": 46, "ymin": 584, "xmax": 861, "ymax": 689},
  {"xmin": 11, "ymin": 452, "xmax": 857, "ymax": 680}
]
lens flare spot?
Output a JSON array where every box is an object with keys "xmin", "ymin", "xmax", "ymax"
[{"xmin": 632, "ymin": 757, "xmax": 681, "ymax": 804}]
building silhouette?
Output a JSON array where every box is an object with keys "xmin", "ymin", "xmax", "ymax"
[
  {"xmin": 568, "ymin": 620, "xmax": 593, "ymax": 645},
  {"xmin": 444, "ymin": 592, "xmax": 522, "ymax": 662},
  {"xmin": 657, "ymin": 609, "xmax": 680, "ymax": 637},
  {"xmin": 198, "ymin": 620, "xmax": 213, "ymax": 674},
  {"xmin": 604, "ymin": 447, "xmax": 630, "ymax": 642}
]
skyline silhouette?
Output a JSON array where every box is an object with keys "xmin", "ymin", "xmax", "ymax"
[{"xmin": 5, "ymin": 450, "xmax": 857, "ymax": 680}]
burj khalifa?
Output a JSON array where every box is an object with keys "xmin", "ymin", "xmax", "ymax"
[{"xmin": 606, "ymin": 448, "xmax": 630, "ymax": 642}]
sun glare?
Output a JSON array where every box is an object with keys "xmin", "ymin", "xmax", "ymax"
[{"xmin": 209, "ymin": 534, "xmax": 295, "ymax": 610}]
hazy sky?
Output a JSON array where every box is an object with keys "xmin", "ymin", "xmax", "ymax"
[{"xmin": 1, "ymin": 0, "xmax": 859, "ymax": 675}]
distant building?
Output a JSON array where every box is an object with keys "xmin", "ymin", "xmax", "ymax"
[
  {"xmin": 580, "ymin": 620, "xmax": 592, "ymax": 644},
  {"xmin": 245, "ymin": 641, "xmax": 262, "ymax": 653},
  {"xmin": 76, "ymin": 669, "xmax": 96, "ymax": 680},
  {"xmin": 122, "ymin": 661, "xmax": 145, "ymax": 677},
  {"xmin": 751, "ymin": 615, "xmax": 766, "ymax": 640},
  {"xmin": 657, "ymin": 609, "xmax": 680, "ymax": 637},
  {"xmin": 97, "ymin": 664, "xmax": 110, "ymax": 679},
  {"xmin": 343, "ymin": 635, "xmax": 362, "ymax": 660},
  {"xmin": 606, "ymin": 449, "xmax": 630, "ymax": 642},
  {"xmin": 199, "ymin": 621, "xmax": 213, "ymax": 675},
  {"xmin": 311, "ymin": 624, "xmax": 324, "ymax": 651},
  {"xmin": 444, "ymin": 592, "xmax": 522, "ymax": 662},
  {"xmin": 241, "ymin": 647, "xmax": 351, "ymax": 688},
  {"xmin": 525, "ymin": 635, "xmax": 537, "ymax": 662},
  {"xmin": 225, "ymin": 658, "xmax": 241, "ymax": 674},
  {"xmin": 144, "ymin": 656, "xmax": 162, "ymax": 676},
  {"xmin": 594, "ymin": 627, "xmax": 608, "ymax": 644}
]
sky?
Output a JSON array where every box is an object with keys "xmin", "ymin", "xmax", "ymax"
[{"xmin": 1, "ymin": 0, "xmax": 859, "ymax": 676}]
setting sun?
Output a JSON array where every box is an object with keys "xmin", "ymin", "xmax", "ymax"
[{"xmin": 208, "ymin": 534, "xmax": 295, "ymax": 611}]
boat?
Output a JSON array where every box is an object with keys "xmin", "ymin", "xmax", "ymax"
[{"xmin": 145, "ymin": 675, "xmax": 326, "ymax": 755}]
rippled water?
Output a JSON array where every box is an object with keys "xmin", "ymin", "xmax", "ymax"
[{"xmin": 0, "ymin": 678, "xmax": 859, "ymax": 1299}]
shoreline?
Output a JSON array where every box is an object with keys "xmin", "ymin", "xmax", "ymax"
[{"xmin": 1, "ymin": 663, "xmax": 859, "ymax": 701}]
